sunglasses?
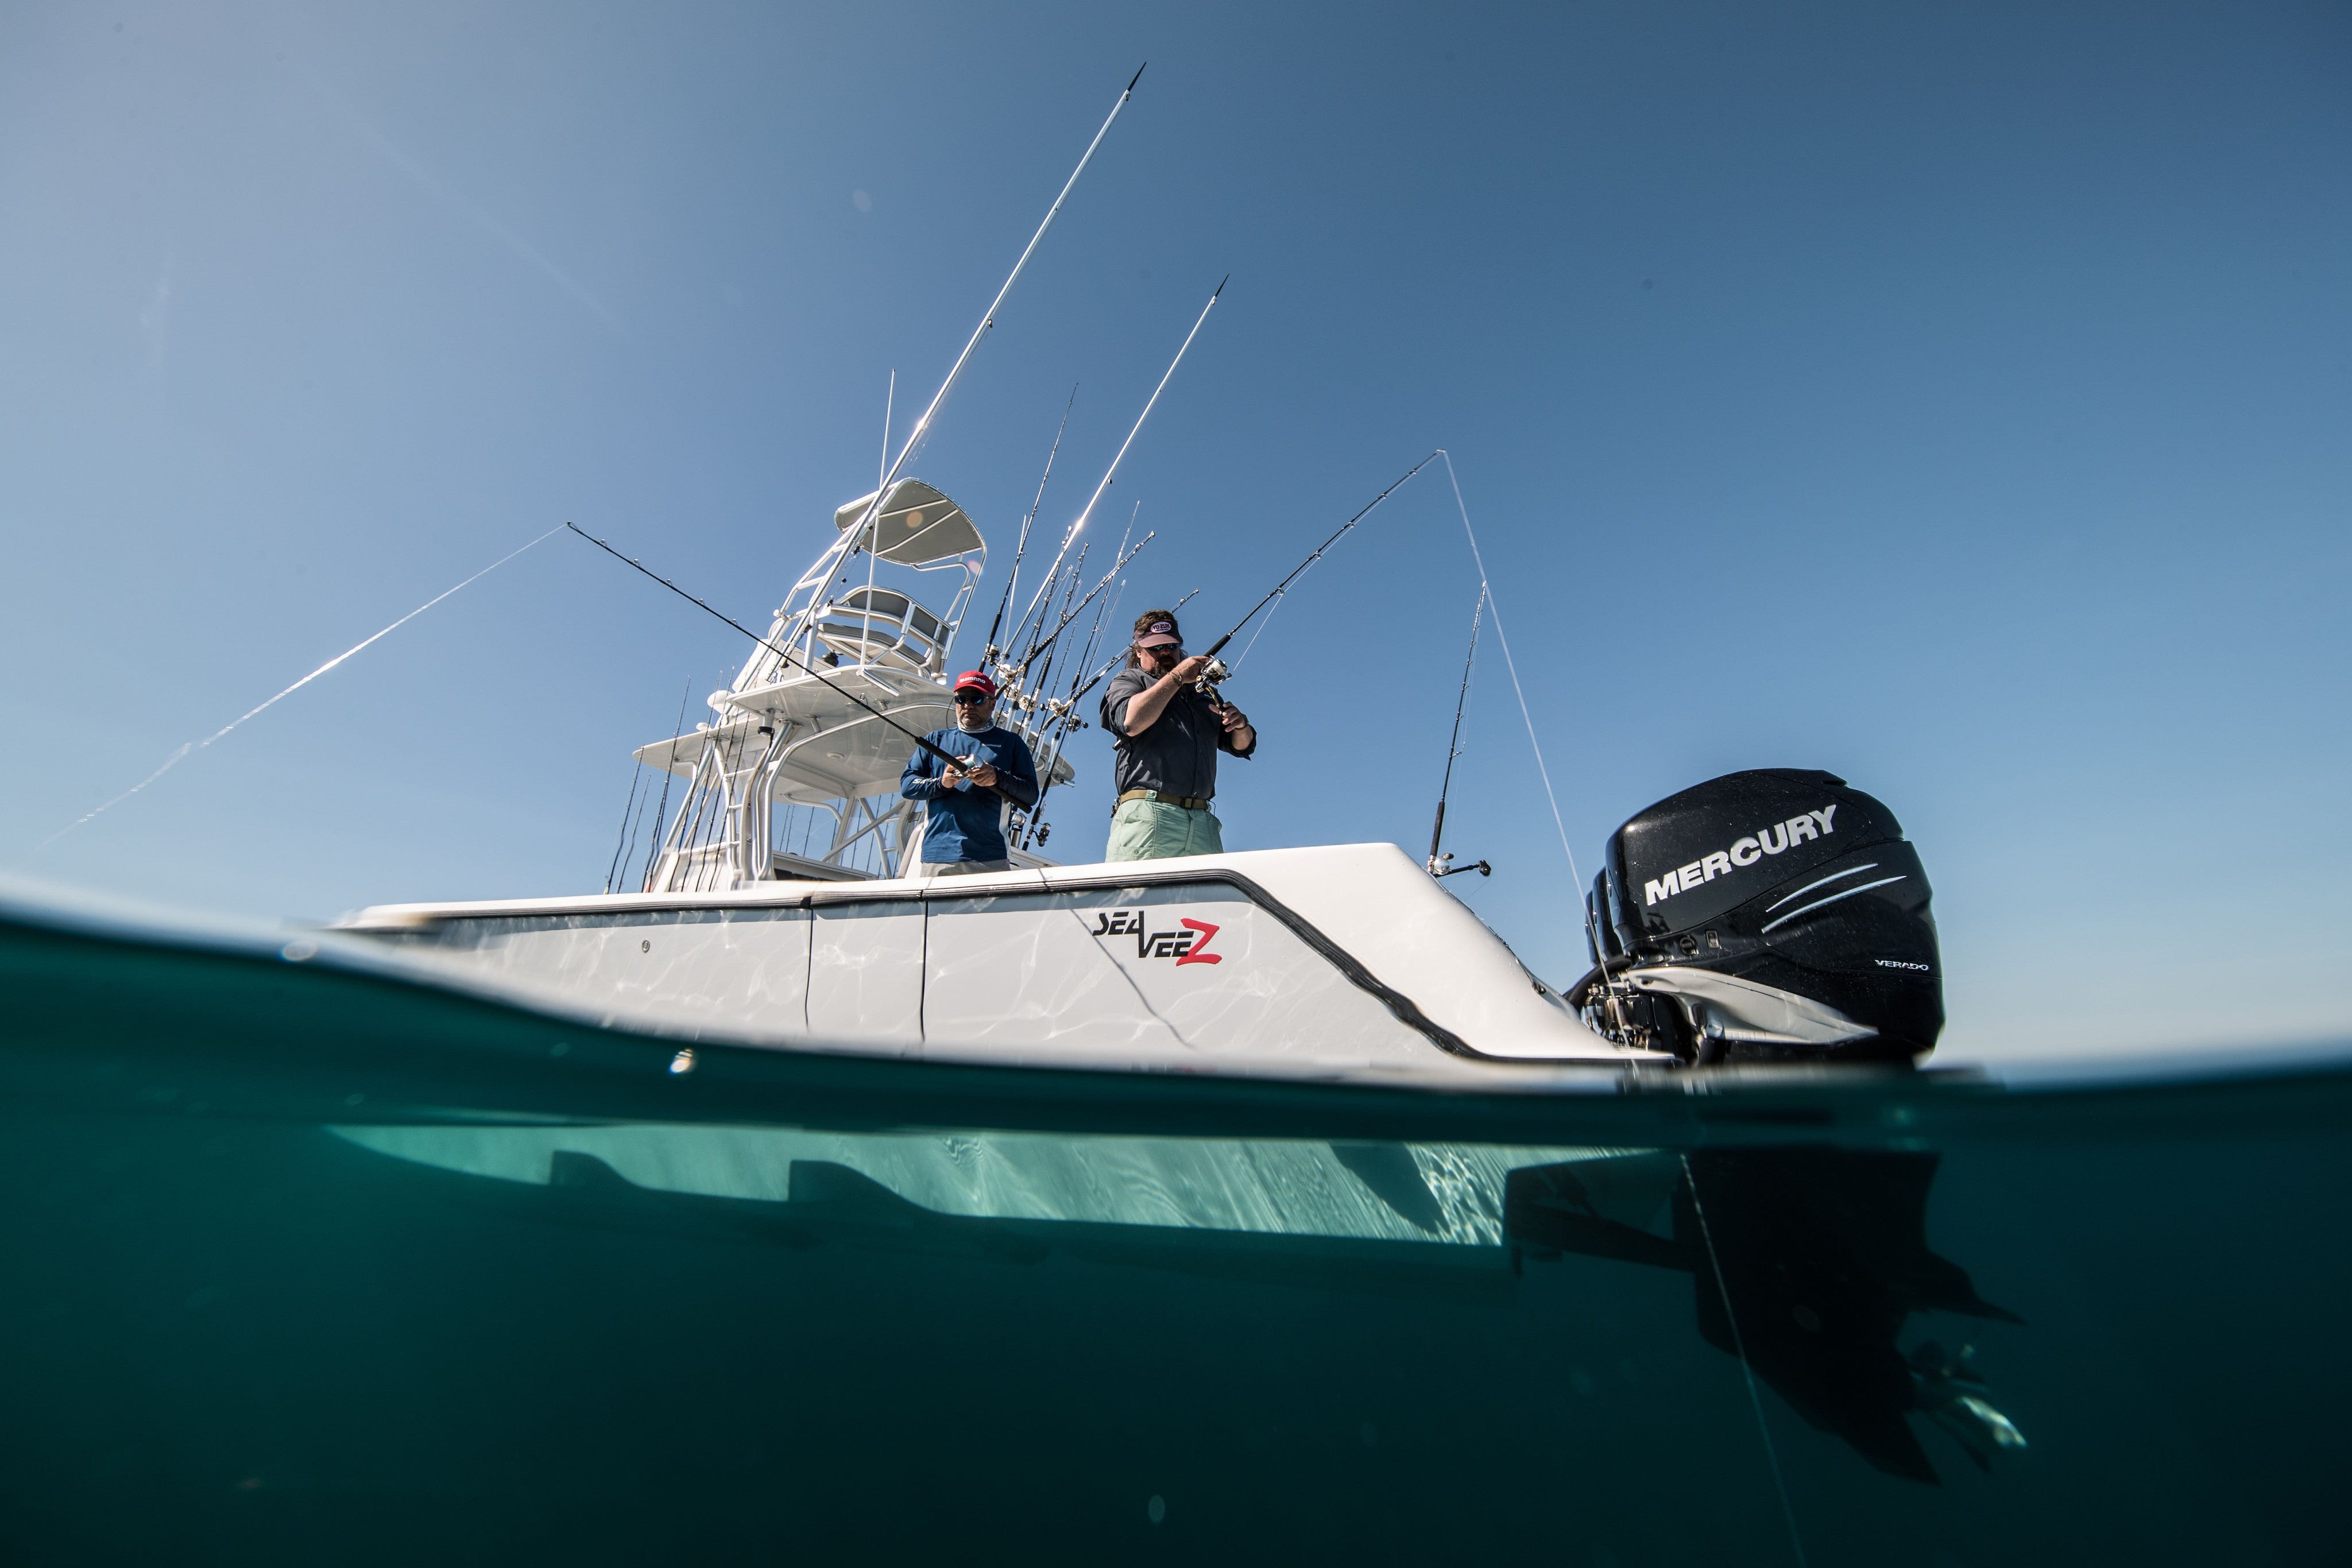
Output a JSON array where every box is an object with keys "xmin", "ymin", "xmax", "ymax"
[
  {"xmin": 1141, "ymin": 642, "xmax": 1185, "ymax": 656},
  {"xmin": 953, "ymin": 691, "xmax": 992, "ymax": 704}
]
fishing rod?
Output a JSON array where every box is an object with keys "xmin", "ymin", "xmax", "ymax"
[
  {"xmin": 840, "ymin": 65, "xmax": 1143, "ymax": 560},
  {"xmin": 985, "ymin": 383, "xmax": 1077, "ymax": 658},
  {"xmin": 1017, "ymin": 566, "xmax": 1140, "ymax": 853},
  {"xmin": 1020, "ymin": 543, "xmax": 1089, "ymax": 711},
  {"xmin": 1012, "ymin": 530, "xmax": 1152, "ymax": 679},
  {"xmin": 1427, "ymin": 588, "xmax": 1491, "ymax": 880},
  {"xmin": 1013, "ymin": 545, "xmax": 1142, "ymax": 851},
  {"xmin": 1016, "ymin": 275, "xmax": 1227, "ymax": 632},
  {"xmin": 1031, "ymin": 521, "xmax": 1119, "ymax": 702},
  {"xmin": 1005, "ymin": 532, "xmax": 1074, "ymax": 664},
  {"xmin": 567, "ymin": 525, "xmax": 1015, "ymax": 795},
  {"xmin": 1066, "ymin": 567, "xmax": 1184, "ymax": 710},
  {"xmin": 1068, "ymin": 530, "xmax": 1129, "ymax": 696},
  {"xmin": 1072, "ymin": 583, "xmax": 1196, "ymax": 712},
  {"xmin": 1190, "ymin": 451, "xmax": 1440, "ymax": 685}
]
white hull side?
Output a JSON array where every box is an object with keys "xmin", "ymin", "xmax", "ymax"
[{"xmin": 343, "ymin": 844, "xmax": 1655, "ymax": 1074}]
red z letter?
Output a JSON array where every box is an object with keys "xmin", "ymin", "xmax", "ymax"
[{"xmin": 1174, "ymin": 919, "xmax": 1223, "ymax": 966}]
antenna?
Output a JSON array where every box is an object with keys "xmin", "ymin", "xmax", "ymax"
[
  {"xmin": 879, "ymin": 370, "xmax": 894, "ymax": 489},
  {"xmin": 1019, "ymin": 276, "xmax": 1226, "ymax": 628}
]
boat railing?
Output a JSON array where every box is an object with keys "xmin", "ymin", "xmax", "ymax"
[{"xmin": 808, "ymin": 588, "xmax": 947, "ymax": 675}]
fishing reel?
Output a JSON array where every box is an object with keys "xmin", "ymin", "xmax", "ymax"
[
  {"xmin": 1188, "ymin": 657, "xmax": 1233, "ymax": 710},
  {"xmin": 1429, "ymin": 852, "xmax": 1491, "ymax": 879}
]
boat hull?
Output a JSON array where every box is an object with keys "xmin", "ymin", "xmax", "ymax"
[{"xmin": 343, "ymin": 845, "xmax": 1654, "ymax": 1076}]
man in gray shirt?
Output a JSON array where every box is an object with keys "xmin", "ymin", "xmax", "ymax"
[{"xmin": 1097, "ymin": 610, "xmax": 1256, "ymax": 861}]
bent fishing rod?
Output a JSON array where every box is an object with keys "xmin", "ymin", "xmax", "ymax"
[
  {"xmin": 566, "ymin": 524, "xmax": 1015, "ymax": 795},
  {"xmin": 1427, "ymin": 587, "xmax": 1491, "ymax": 880},
  {"xmin": 1190, "ymin": 450, "xmax": 1441, "ymax": 684}
]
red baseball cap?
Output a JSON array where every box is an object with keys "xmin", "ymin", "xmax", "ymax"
[
  {"xmin": 1135, "ymin": 618, "xmax": 1181, "ymax": 649},
  {"xmin": 952, "ymin": 670, "xmax": 999, "ymax": 697}
]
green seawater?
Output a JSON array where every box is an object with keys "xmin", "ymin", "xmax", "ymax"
[{"xmin": 3, "ymin": 907, "xmax": 2347, "ymax": 1565}]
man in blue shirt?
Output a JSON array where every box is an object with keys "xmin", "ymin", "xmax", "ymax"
[{"xmin": 899, "ymin": 670, "xmax": 1039, "ymax": 877}]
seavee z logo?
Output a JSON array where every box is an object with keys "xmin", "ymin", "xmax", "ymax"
[
  {"xmin": 1091, "ymin": 908, "xmax": 1223, "ymax": 965},
  {"xmin": 1646, "ymin": 806, "xmax": 1839, "ymax": 907}
]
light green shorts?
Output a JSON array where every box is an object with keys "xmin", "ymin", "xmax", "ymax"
[{"xmin": 1105, "ymin": 798, "xmax": 1224, "ymax": 862}]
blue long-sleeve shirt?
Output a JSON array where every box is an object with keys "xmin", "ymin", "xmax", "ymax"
[{"xmin": 899, "ymin": 725, "xmax": 1039, "ymax": 864}]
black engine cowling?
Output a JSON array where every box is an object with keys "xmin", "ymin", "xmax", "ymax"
[{"xmin": 1575, "ymin": 769, "xmax": 1943, "ymax": 1063}]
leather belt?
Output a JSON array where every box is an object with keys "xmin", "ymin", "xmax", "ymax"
[{"xmin": 1117, "ymin": 788, "xmax": 1213, "ymax": 812}]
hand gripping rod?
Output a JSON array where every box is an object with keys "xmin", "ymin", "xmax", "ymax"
[{"xmin": 844, "ymin": 65, "xmax": 1146, "ymax": 556}]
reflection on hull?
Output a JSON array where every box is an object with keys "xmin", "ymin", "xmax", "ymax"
[
  {"xmin": 537, "ymin": 1150, "xmax": 1518, "ymax": 1304},
  {"xmin": 331, "ymin": 1121, "xmax": 1638, "ymax": 1250}
]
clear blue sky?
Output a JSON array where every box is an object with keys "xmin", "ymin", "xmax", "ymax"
[{"xmin": 4, "ymin": 1, "xmax": 2346, "ymax": 1064}]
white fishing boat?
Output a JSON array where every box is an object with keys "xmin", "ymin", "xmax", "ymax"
[
  {"xmin": 335, "ymin": 465, "xmax": 1940, "ymax": 1080},
  {"xmin": 339, "ymin": 466, "xmax": 1645, "ymax": 1076},
  {"xmin": 334, "ymin": 71, "xmax": 1944, "ymax": 1083}
]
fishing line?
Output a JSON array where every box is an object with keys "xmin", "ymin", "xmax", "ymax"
[
  {"xmin": 568, "ymin": 525, "xmax": 1015, "ymax": 795},
  {"xmin": 1229, "ymin": 589, "xmax": 1288, "ymax": 671},
  {"xmin": 1681, "ymin": 1153, "xmax": 1811, "ymax": 1568},
  {"xmin": 1436, "ymin": 454, "xmax": 1576, "ymax": 885},
  {"xmin": 36, "ymin": 523, "xmax": 562, "ymax": 851},
  {"xmin": 1197, "ymin": 452, "xmax": 1438, "ymax": 665},
  {"xmin": 1434, "ymin": 449, "xmax": 1627, "ymax": 1018}
]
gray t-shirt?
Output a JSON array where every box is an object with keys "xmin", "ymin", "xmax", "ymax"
[{"xmin": 1099, "ymin": 664, "xmax": 1255, "ymax": 800}]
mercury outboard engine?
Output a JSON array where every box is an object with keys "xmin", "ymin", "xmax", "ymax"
[{"xmin": 1570, "ymin": 769, "xmax": 1941, "ymax": 1063}]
